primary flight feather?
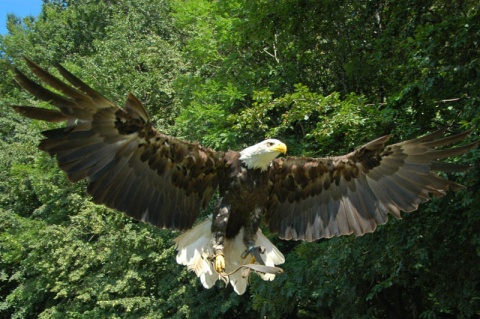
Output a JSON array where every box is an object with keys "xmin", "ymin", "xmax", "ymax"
[{"xmin": 12, "ymin": 58, "xmax": 477, "ymax": 294}]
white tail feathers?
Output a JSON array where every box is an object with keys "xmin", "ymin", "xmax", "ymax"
[
  {"xmin": 174, "ymin": 216, "xmax": 285, "ymax": 295},
  {"xmin": 173, "ymin": 218, "xmax": 218, "ymax": 288}
]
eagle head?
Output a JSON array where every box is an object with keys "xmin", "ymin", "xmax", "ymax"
[{"xmin": 239, "ymin": 139, "xmax": 287, "ymax": 171}]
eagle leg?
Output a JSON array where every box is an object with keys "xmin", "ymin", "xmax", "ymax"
[
  {"xmin": 211, "ymin": 200, "xmax": 230, "ymax": 273},
  {"xmin": 240, "ymin": 207, "xmax": 265, "ymax": 264},
  {"xmin": 241, "ymin": 246, "xmax": 266, "ymax": 265}
]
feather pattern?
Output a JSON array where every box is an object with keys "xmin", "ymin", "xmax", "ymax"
[
  {"xmin": 12, "ymin": 57, "xmax": 224, "ymax": 230},
  {"xmin": 267, "ymin": 129, "xmax": 478, "ymax": 241}
]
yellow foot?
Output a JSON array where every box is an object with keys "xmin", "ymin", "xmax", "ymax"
[
  {"xmin": 215, "ymin": 253, "xmax": 225, "ymax": 273},
  {"xmin": 250, "ymin": 256, "xmax": 256, "ymax": 264}
]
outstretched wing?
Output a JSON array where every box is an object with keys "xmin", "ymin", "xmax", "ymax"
[
  {"xmin": 267, "ymin": 129, "xmax": 477, "ymax": 241},
  {"xmin": 12, "ymin": 58, "xmax": 223, "ymax": 230}
]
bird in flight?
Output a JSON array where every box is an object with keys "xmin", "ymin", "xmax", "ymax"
[{"xmin": 12, "ymin": 58, "xmax": 477, "ymax": 294}]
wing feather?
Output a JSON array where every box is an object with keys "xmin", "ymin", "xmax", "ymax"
[
  {"xmin": 11, "ymin": 106, "xmax": 69, "ymax": 122},
  {"xmin": 267, "ymin": 130, "xmax": 477, "ymax": 241},
  {"xmin": 12, "ymin": 59, "xmax": 224, "ymax": 230}
]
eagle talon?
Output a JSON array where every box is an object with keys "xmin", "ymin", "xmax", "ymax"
[
  {"xmin": 241, "ymin": 246, "xmax": 255, "ymax": 259},
  {"xmin": 214, "ymin": 252, "xmax": 225, "ymax": 273},
  {"xmin": 241, "ymin": 246, "xmax": 266, "ymax": 265}
]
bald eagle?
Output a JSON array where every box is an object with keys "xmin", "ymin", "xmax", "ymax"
[{"xmin": 12, "ymin": 58, "xmax": 477, "ymax": 295}]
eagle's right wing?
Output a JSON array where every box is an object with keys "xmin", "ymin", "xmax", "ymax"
[{"xmin": 13, "ymin": 58, "xmax": 223, "ymax": 230}]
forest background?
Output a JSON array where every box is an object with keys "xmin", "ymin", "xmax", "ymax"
[{"xmin": 1, "ymin": 0, "xmax": 479, "ymax": 318}]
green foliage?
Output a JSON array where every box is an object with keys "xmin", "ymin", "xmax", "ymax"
[
  {"xmin": 1, "ymin": 0, "xmax": 479, "ymax": 318},
  {"xmin": 231, "ymin": 85, "xmax": 387, "ymax": 155}
]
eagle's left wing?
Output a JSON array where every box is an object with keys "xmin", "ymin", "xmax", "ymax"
[{"xmin": 266, "ymin": 130, "xmax": 477, "ymax": 241}]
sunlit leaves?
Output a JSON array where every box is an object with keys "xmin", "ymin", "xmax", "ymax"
[{"xmin": 232, "ymin": 85, "xmax": 386, "ymax": 156}]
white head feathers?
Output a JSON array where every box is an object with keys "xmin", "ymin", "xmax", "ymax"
[{"xmin": 239, "ymin": 139, "xmax": 287, "ymax": 171}]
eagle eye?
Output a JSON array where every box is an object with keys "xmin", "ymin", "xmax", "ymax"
[{"xmin": 266, "ymin": 142, "xmax": 274, "ymax": 147}]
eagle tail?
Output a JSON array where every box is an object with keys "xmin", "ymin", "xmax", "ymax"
[
  {"xmin": 174, "ymin": 218, "xmax": 218, "ymax": 289},
  {"xmin": 174, "ymin": 216, "xmax": 285, "ymax": 295}
]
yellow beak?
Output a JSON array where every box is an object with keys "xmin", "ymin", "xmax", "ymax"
[{"xmin": 270, "ymin": 142, "xmax": 287, "ymax": 154}]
